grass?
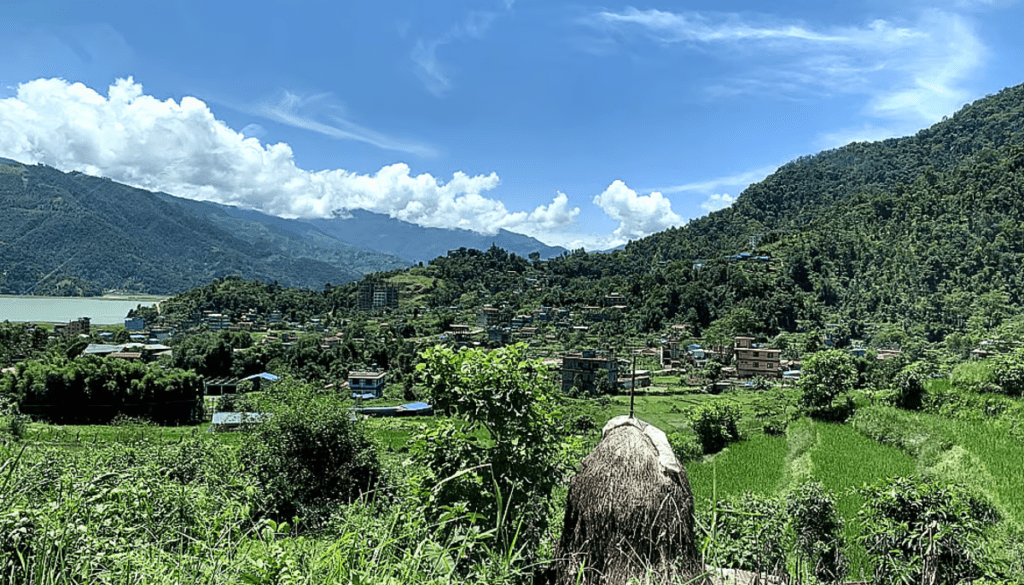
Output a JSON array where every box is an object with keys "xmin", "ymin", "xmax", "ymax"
[{"xmin": 686, "ymin": 433, "xmax": 789, "ymax": 505}]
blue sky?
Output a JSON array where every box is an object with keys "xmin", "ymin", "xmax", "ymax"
[{"xmin": 0, "ymin": 0, "xmax": 1021, "ymax": 250}]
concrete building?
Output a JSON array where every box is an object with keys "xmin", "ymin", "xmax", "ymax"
[
  {"xmin": 733, "ymin": 336, "xmax": 781, "ymax": 379},
  {"xmin": 358, "ymin": 282, "xmax": 399, "ymax": 311},
  {"xmin": 349, "ymin": 371, "xmax": 387, "ymax": 399},
  {"xmin": 561, "ymin": 350, "xmax": 619, "ymax": 394}
]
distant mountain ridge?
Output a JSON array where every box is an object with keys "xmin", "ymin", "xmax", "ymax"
[
  {"xmin": 0, "ymin": 158, "xmax": 567, "ymax": 295},
  {"xmin": 303, "ymin": 209, "xmax": 567, "ymax": 264}
]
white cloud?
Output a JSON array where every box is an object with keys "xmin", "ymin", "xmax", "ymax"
[
  {"xmin": 0, "ymin": 77, "xmax": 576, "ymax": 237},
  {"xmin": 701, "ymin": 193, "xmax": 736, "ymax": 212},
  {"xmin": 658, "ymin": 165, "xmax": 777, "ymax": 195},
  {"xmin": 411, "ymin": 5, "xmax": 511, "ymax": 96},
  {"xmin": 523, "ymin": 191, "xmax": 580, "ymax": 230},
  {"xmin": 587, "ymin": 8, "xmax": 988, "ymax": 135},
  {"xmin": 244, "ymin": 91, "xmax": 435, "ymax": 157},
  {"xmin": 592, "ymin": 180, "xmax": 683, "ymax": 246}
]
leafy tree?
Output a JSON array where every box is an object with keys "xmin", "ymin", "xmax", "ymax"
[
  {"xmin": 411, "ymin": 343, "xmax": 563, "ymax": 552},
  {"xmin": 171, "ymin": 332, "xmax": 233, "ymax": 377},
  {"xmin": 797, "ymin": 350, "xmax": 857, "ymax": 419}
]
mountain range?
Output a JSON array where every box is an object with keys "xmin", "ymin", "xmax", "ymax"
[{"xmin": 0, "ymin": 158, "xmax": 567, "ymax": 295}]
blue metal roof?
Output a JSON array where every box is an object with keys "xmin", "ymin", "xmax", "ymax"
[
  {"xmin": 399, "ymin": 402, "xmax": 431, "ymax": 411},
  {"xmin": 352, "ymin": 392, "xmax": 378, "ymax": 400},
  {"xmin": 243, "ymin": 372, "xmax": 280, "ymax": 381}
]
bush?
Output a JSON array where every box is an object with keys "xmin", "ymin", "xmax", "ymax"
[
  {"xmin": 786, "ymin": 481, "xmax": 847, "ymax": 583},
  {"xmin": 858, "ymin": 476, "xmax": 998, "ymax": 584},
  {"xmin": 700, "ymin": 492, "xmax": 788, "ymax": 576},
  {"xmin": 890, "ymin": 361, "xmax": 933, "ymax": 410},
  {"xmin": 667, "ymin": 431, "xmax": 703, "ymax": 462},
  {"xmin": 991, "ymin": 348, "xmax": 1024, "ymax": 396},
  {"xmin": 412, "ymin": 343, "xmax": 563, "ymax": 554},
  {"xmin": 690, "ymin": 402, "xmax": 741, "ymax": 455},
  {"xmin": 240, "ymin": 379, "xmax": 381, "ymax": 527}
]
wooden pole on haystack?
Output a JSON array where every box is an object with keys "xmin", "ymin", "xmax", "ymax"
[{"xmin": 629, "ymin": 354, "xmax": 636, "ymax": 418}]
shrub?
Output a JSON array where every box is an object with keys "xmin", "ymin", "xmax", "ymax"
[
  {"xmin": 667, "ymin": 431, "xmax": 703, "ymax": 462},
  {"xmin": 786, "ymin": 481, "xmax": 847, "ymax": 583},
  {"xmin": 240, "ymin": 379, "xmax": 381, "ymax": 527},
  {"xmin": 991, "ymin": 348, "xmax": 1024, "ymax": 396},
  {"xmin": 858, "ymin": 476, "xmax": 998, "ymax": 584},
  {"xmin": 690, "ymin": 402, "xmax": 741, "ymax": 455},
  {"xmin": 412, "ymin": 343, "xmax": 563, "ymax": 554},
  {"xmin": 890, "ymin": 361, "xmax": 934, "ymax": 410},
  {"xmin": 950, "ymin": 360, "xmax": 998, "ymax": 395},
  {"xmin": 700, "ymin": 491, "xmax": 788, "ymax": 576}
]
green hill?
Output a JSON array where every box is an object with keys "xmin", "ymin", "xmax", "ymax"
[{"xmin": 0, "ymin": 159, "xmax": 403, "ymax": 294}]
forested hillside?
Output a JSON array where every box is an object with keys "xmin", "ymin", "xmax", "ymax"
[{"xmin": 0, "ymin": 159, "xmax": 403, "ymax": 294}]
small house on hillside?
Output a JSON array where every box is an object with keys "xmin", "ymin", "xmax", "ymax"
[{"xmin": 350, "ymin": 370, "xmax": 387, "ymax": 400}]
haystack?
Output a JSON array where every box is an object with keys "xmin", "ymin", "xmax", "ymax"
[{"xmin": 551, "ymin": 416, "xmax": 706, "ymax": 585}]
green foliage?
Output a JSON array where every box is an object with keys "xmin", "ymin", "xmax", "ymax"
[
  {"xmin": 239, "ymin": 380, "xmax": 382, "ymax": 527},
  {"xmin": 797, "ymin": 350, "xmax": 857, "ymax": 420},
  {"xmin": 786, "ymin": 481, "xmax": 847, "ymax": 583},
  {"xmin": 701, "ymin": 491, "xmax": 789, "ymax": 576},
  {"xmin": 890, "ymin": 361, "xmax": 934, "ymax": 410},
  {"xmin": 0, "ymin": 355, "xmax": 203, "ymax": 424},
  {"xmin": 667, "ymin": 431, "xmax": 703, "ymax": 462},
  {"xmin": 950, "ymin": 359, "xmax": 998, "ymax": 395},
  {"xmin": 689, "ymin": 402, "xmax": 741, "ymax": 454},
  {"xmin": 990, "ymin": 348, "xmax": 1024, "ymax": 396},
  {"xmin": 411, "ymin": 343, "xmax": 563, "ymax": 553},
  {"xmin": 858, "ymin": 476, "xmax": 998, "ymax": 585},
  {"xmin": 172, "ymin": 331, "xmax": 235, "ymax": 377}
]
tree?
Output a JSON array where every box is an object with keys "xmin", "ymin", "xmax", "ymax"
[
  {"xmin": 412, "ymin": 343, "xmax": 564, "ymax": 553},
  {"xmin": 797, "ymin": 350, "xmax": 857, "ymax": 419}
]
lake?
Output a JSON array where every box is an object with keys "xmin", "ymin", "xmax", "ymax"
[{"xmin": 0, "ymin": 295, "xmax": 165, "ymax": 325}]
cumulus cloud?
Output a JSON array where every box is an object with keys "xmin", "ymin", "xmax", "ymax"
[
  {"xmin": 586, "ymin": 8, "xmax": 988, "ymax": 135},
  {"xmin": 700, "ymin": 193, "xmax": 736, "ymax": 212},
  {"xmin": 0, "ymin": 77, "xmax": 574, "ymax": 236},
  {"xmin": 592, "ymin": 180, "xmax": 683, "ymax": 245}
]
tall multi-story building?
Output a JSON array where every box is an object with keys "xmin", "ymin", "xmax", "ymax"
[
  {"xmin": 561, "ymin": 350, "xmax": 619, "ymax": 394},
  {"xmin": 734, "ymin": 336, "xmax": 781, "ymax": 379},
  {"xmin": 358, "ymin": 282, "xmax": 399, "ymax": 311}
]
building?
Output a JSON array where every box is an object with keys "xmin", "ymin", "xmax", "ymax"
[
  {"xmin": 349, "ymin": 371, "xmax": 387, "ymax": 399},
  {"xmin": 603, "ymin": 292, "xmax": 627, "ymax": 308},
  {"xmin": 55, "ymin": 316, "xmax": 90, "ymax": 337},
  {"xmin": 733, "ymin": 336, "xmax": 781, "ymax": 379},
  {"xmin": 358, "ymin": 282, "xmax": 399, "ymax": 311},
  {"xmin": 561, "ymin": 350, "xmax": 619, "ymax": 394},
  {"xmin": 203, "ymin": 312, "xmax": 231, "ymax": 332},
  {"xmin": 477, "ymin": 305, "xmax": 507, "ymax": 328},
  {"xmin": 488, "ymin": 327, "xmax": 511, "ymax": 345},
  {"xmin": 124, "ymin": 317, "xmax": 145, "ymax": 331}
]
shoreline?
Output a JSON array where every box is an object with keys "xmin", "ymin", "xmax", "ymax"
[{"xmin": 0, "ymin": 294, "xmax": 168, "ymax": 302}]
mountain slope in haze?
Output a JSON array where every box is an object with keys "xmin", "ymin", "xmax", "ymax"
[
  {"xmin": 0, "ymin": 159, "xmax": 386, "ymax": 295},
  {"xmin": 303, "ymin": 209, "xmax": 567, "ymax": 264},
  {"xmin": 156, "ymin": 196, "xmax": 414, "ymax": 276}
]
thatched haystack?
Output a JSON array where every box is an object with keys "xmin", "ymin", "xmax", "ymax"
[{"xmin": 551, "ymin": 416, "xmax": 706, "ymax": 585}]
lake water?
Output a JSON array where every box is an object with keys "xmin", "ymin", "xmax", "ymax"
[{"xmin": 0, "ymin": 295, "xmax": 164, "ymax": 325}]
